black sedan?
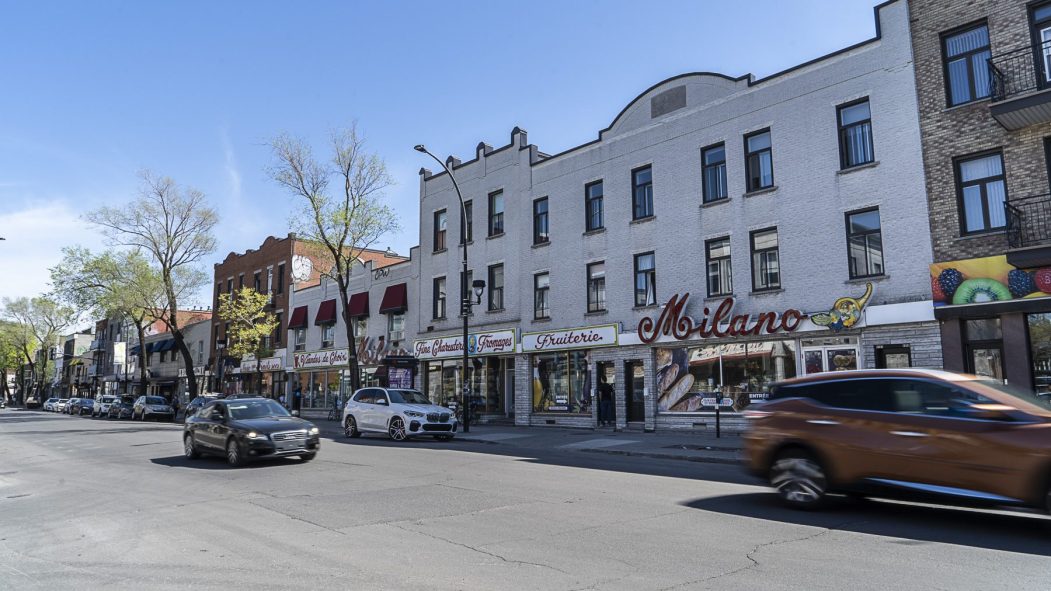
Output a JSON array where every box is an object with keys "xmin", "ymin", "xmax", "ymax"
[
  {"xmin": 107, "ymin": 398, "xmax": 135, "ymax": 419},
  {"xmin": 183, "ymin": 398, "xmax": 320, "ymax": 467}
]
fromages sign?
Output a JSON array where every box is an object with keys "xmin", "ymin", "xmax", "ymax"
[{"xmin": 413, "ymin": 330, "xmax": 516, "ymax": 360}]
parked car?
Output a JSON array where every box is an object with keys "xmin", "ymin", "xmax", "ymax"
[
  {"xmin": 56, "ymin": 398, "xmax": 70, "ymax": 413},
  {"xmin": 225, "ymin": 393, "xmax": 263, "ymax": 400},
  {"xmin": 183, "ymin": 397, "xmax": 320, "ymax": 466},
  {"xmin": 107, "ymin": 397, "xmax": 135, "ymax": 419},
  {"xmin": 744, "ymin": 369, "xmax": 1051, "ymax": 513},
  {"xmin": 72, "ymin": 398, "xmax": 95, "ymax": 416},
  {"xmin": 25, "ymin": 396, "xmax": 41, "ymax": 409},
  {"xmin": 133, "ymin": 396, "xmax": 174, "ymax": 421},
  {"xmin": 342, "ymin": 387, "xmax": 457, "ymax": 441},
  {"xmin": 93, "ymin": 395, "xmax": 119, "ymax": 418},
  {"xmin": 43, "ymin": 398, "xmax": 59, "ymax": 412},
  {"xmin": 183, "ymin": 394, "xmax": 220, "ymax": 420}
]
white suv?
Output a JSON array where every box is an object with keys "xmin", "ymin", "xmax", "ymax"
[
  {"xmin": 93, "ymin": 394, "xmax": 119, "ymax": 418},
  {"xmin": 342, "ymin": 388, "xmax": 457, "ymax": 441}
]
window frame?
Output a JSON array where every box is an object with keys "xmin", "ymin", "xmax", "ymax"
[
  {"xmin": 387, "ymin": 313, "xmax": 405, "ymax": 342},
  {"xmin": 432, "ymin": 276, "xmax": 447, "ymax": 320},
  {"xmin": 631, "ymin": 165, "xmax": 654, "ymax": 220},
  {"xmin": 587, "ymin": 261, "xmax": 606, "ymax": 313},
  {"xmin": 845, "ymin": 208, "xmax": 885, "ymax": 279},
  {"xmin": 633, "ymin": 251, "xmax": 656, "ymax": 307},
  {"xmin": 701, "ymin": 142, "xmax": 728, "ymax": 203},
  {"xmin": 461, "ymin": 200, "xmax": 473, "ymax": 244},
  {"xmin": 488, "ymin": 190, "xmax": 505, "ymax": 237},
  {"xmin": 433, "ymin": 209, "xmax": 447, "ymax": 252},
  {"xmin": 750, "ymin": 227, "xmax": 781, "ymax": 292},
  {"xmin": 321, "ymin": 323, "xmax": 335, "ymax": 349},
  {"xmin": 705, "ymin": 236, "xmax": 733, "ymax": 297},
  {"xmin": 837, "ymin": 97, "xmax": 874, "ymax": 169},
  {"xmin": 953, "ymin": 149, "xmax": 1008, "ymax": 235},
  {"xmin": 276, "ymin": 263, "xmax": 285, "ymax": 294},
  {"xmin": 940, "ymin": 21, "xmax": 992, "ymax": 107},
  {"xmin": 294, "ymin": 328, "xmax": 306, "ymax": 351},
  {"xmin": 488, "ymin": 263, "xmax": 504, "ymax": 311},
  {"xmin": 744, "ymin": 128, "xmax": 774, "ymax": 192},
  {"xmin": 533, "ymin": 196, "xmax": 550, "ymax": 245},
  {"xmin": 585, "ymin": 180, "xmax": 604, "ymax": 231},
  {"xmin": 534, "ymin": 272, "xmax": 550, "ymax": 319}
]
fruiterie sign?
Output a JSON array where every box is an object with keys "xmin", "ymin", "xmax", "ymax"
[
  {"xmin": 931, "ymin": 255, "xmax": 1051, "ymax": 306},
  {"xmin": 638, "ymin": 294, "xmax": 805, "ymax": 344},
  {"xmin": 522, "ymin": 324, "xmax": 618, "ymax": 352},
  {"xmin": 413, "ymin": 330, "xmax": 516, "ymax": 360}
]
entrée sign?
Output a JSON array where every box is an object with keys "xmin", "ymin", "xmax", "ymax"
[{"xmin": 638, "ymin": 293, "xmax": 806, "ymax": 344}]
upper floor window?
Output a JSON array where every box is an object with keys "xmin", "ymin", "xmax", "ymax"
[
  {"xmin": 276, "ymin": 263, "xmax": 285, "ymax": 294},
  {"xmin": 634, "ymin": 252, "xmax": 656, "ymax": 307},
  {"xmin": 745, "ymin": 129, "xmax": 774, "ymax": 192},
  {"xmin": 433, "ymin": 276, "xmax": 447, "ymax": 319},
  {"xmin": 388, "ymin": 313, "xmax": 405, "ymax": 342},
  {"xmin": 534, "ymin": 272, "xmax": 550, "ymax": 319},
  {"xmin": 533, "ymin": 197, "xmax": 549, "ymax": 244},
  {"xmin": 702, "ymin": 144, "xmax": 727, "ymax": 203},
  {"xmin": 846, "ymin": 209, "xmax": 884, "ymax": 279},
  {"xmin": 838, "ymin": 98, "xmax": 874, "ymax": 169},
  {"xmin": 273, "ymin": 312, "xmax": 282, "ymax": 346},
  {"xmin": 956, "ymin": 152, "xmax": 1007, "ymax": 234},
  {"xmin": 461, "ymin": 200, "xmax": 473, "ymax": 244},
  {"xmin": 587, "ymin": 261, "xmax": 606, "ymax": 313},
  {"xmin": 488, "ymin": 264, "xmax": 504, "ymax": 311},
  {"xmin": 238, "ymin": 274, "xmax": 244, "ymax": 289},
  {"xmin": 226, "ymin": 278, "xmax": 233, "ymax": 293},
  {"xmin": 433, "ymin": 209, "xmax": 447, "ymax": 251},
  {"xmin": 321, "ymin": 324, "xmax": 335, "ymax": 349},
  {"xmin": 750, "ymin": 228, "xmax": 781, "ymax": 291},
  {"xmin": 585, "ymin": 181, "xmax": 604, "ymax": 231},
  {"xmin": 488, "ymin": 190, "xmax": 504, "ymax": 236},
  {"xmin": 943, "ymin": 24, "xmax": 991, "ymax": 106},
  {"xmin": 294, "ymin": 328, "xmax": 306, "ymax": 351},
  {"xmin": 706, "ymin": 237, "xmax": 732, "ymax": 297},
  {"xmin": 353, "ymin": 317, "xmax": 367, "ymax": 348},
  {"xmin": 253, "ymin": 271, "xmax": 261, "ymax": 292},
  {"xmin": 632, "ymin": 166, "xmax": 654, "ymax": 220}
]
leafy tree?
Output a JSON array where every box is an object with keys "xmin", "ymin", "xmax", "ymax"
[
  {"xmin": 216, "ymin": 287, "xmax": 279, "ymax": 394},
  {"xmin": 0, "ymin": 320, "xmax": 29, "ymax": 404},
  {"xmin": 85, "ymin": 171, "xmax": 218, "ymax": 397},
  {"xmin": 268, "ymin": 125, "xmax": 399, "ymax": 390},
  {"xmin": 1, "ymin": 296, "xmax": 75, "ymax": 401}
]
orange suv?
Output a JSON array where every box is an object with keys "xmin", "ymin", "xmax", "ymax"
[{"xmin": 744, "ymin": 369, "xmax": 1051, "ymax": 511}]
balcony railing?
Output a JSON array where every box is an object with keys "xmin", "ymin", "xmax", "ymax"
[
  {"xmin": 1006, "ymin": 194, "xmax": 1051, "ymax": 249},
  {"xmin": 990, "ymin": 42, "xmax": 1051, "ymax": 102}
]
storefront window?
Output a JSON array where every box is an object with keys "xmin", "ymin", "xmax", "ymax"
[
  {"xmin": 801, "ymin": 336, "xmax": 859, "ymax": 375},
  {"xmin": 532, "ymin": 351, "xmax": 590, "ymax": 414},
  {"xmin": 1029, "ymin": 313, "xmax": 1051, "ymax": 395},
  {"xmin": 424, "ymin": 357, "xmax": 507, "ymax": 413}
]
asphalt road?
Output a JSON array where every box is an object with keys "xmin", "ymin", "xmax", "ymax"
[{"xmin": 1, "ymin": 409, "xmax": 1049, "ymax": 590}]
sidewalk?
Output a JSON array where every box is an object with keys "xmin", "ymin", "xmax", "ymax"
[{"xmin": 318, "ymin": 421, "xmax": 745, "ymax": 465}]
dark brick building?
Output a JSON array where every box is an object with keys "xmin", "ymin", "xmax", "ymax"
[{"xmin": 910, "ymin": 0, "xmax": 1051, "ymax": 391}]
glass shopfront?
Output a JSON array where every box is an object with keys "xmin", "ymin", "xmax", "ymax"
[
  {"xmin": 801, "ymin": 336, "xmax": 859, "ymax": 374},
  {"xmin": 424, "ymin": 357, "xmax": 509, "ymax": 414},
  {"xmin": 532, "ymin": 350, "xmax": 591, "ymax": 414},
  {"xmin": 291, "ymin": 370, "xmax": 348, "ymax": 409},
  {"xmin": 1029, "ymin": 313, "xmax": 1051, "ymax": 396}
]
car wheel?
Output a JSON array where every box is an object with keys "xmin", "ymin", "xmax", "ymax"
[
  {"xmin": 184, "ymin": 434, "xmax": 200, "ymax": 459},
  {"xmin": 388, "ymin": 417, "xmax": 407, "ymax": 441},
  {"xmin": 226, "ymin": 439, "xmax": 245, "ymax": 467},
  {"xmin": 299, "ymin": 453, "xmax": 316, "ymax": 462},
  {"xmin": 344, "ymin": 416, "xmax": 361, "ymax": 438},
  {"xmin": 770, "ymin": 449, "xmax": 828, "ymax": 510}
]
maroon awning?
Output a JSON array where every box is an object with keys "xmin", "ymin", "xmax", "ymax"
[
  {"xmin": 379, "ymin": 283, "xmax": 408, "ymax": 314},
  {"xmin": 288, "ymin": 306, "xmax": 308, "ymax": 329},
  {"xmin": 314, "ymin": 299, "xmax": 337, "ymax": 325},
  {"xmin": 347, "ymin": 292, "xmax": 369, "ymax": 318}
]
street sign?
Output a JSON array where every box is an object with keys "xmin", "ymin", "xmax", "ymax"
[
  {"xmin": 700, "ymin": 397, "xmax": 717, "ymax": 406},
  {"xmin": 701, "ymin": 397, "xmax": 734, "ymax": 407}
]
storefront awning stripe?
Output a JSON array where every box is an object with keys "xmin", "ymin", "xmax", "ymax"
[
  {"xmin": 379, "ymin": 283, "xmax": 408, "ymax": 314},
  {"xmin": 348, "ymin": 292, "xmax": 369, "ymax": 318},
  {"xmin": 288, "ymin": 306, "xmax": 309, "ymax": 329},
  {"xmin": 315, "ymin": 299, "xmax": 337, "ymax": 325}
]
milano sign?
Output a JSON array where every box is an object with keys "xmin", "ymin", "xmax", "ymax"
[{"xmin": 638, "ymin": 294, "xmax": 806, "ymax": 344}]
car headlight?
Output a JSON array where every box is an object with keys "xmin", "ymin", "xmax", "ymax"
[
  {"xmin": 309, "ymin": 427, "xmax": 319, "ymax": 435},
  {"xmin": 247, "ymin": 431, "xmax": 268, "ymax": 440},
  {"xmin": 404, "ymin": 411, "xmax": 424, "ymax": 418}
]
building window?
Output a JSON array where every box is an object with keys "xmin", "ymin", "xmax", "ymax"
[
  {"xmin": 534, "ymin": 272, "xmax": 550, "ymax": 319},
  {"xmin": 942, "ymin": 24, "xmax": 991, "ymax": 107},
  {"xmin": 238, "ymin": 274, "xmax": 244, "ymax": 289},
  {"xmin": 745, "ymin": 129, "xmax": 774, "ymax": 191},
  {"xmin": 461, "ymin": 200, "xmax": 473, "ymax": 244},
  {"xmin": 433, "ymin": 209, "xmax": 447, "ymax": 251},
  {"xmin": 706, "ymin": 237, "xmax": 733, "ymax": 297},
  {"xmin": 276, "ymin": 263, "xmax": 285, "ymax": 294},
  {"xmin": 321, "ymin": 324, "xmax": 335, "ymax": 349},
  {"xmin": 587, "ymin": 261, "xmax": 606, "ymax": 312},
  {"xmin": 433, "ymin": 276, "xmax": 447, "ymax": 319},
  {"xmin": 273, "ymin": 312, "xmax": 282, "ymax": 345},
  {"xmin": 294, "ymin": 328, "xmax": 306, "ymax": 351},
  {"xmin": 702, "ymin": 143, "xmax": 727, "ymax": 203},
  {"xmin": 488, "ymin": 190, "xmax": 504, "ymax": 236},
  {"xmin": 532, "ymin": 350, "xmax": 589, "ymax": 414},
  {"xmin": 533, "ymin": 197, "xmax": 549, "ymax": 244},
  {"xmin": 750, "ymin": 228, "xmax": 781, "ymax": 291},
  {"xmin": 632, "ymin": 166, "xmax": 654, "ymax": 220},
  {"xmin": 846, "ymin": 209, "xmax": 884, "ymax": 278},
  {"xmin": 226, "ymin": 278, "xmax": 232, "ymax": 293},
  {"xmin": 956, "ymin": 152, "xmax": 1007, "ymax": 234},
  {"xmin": 387, "ymin": 313, "xmax": 405, "ymax": 342},
  {"xmin": 160, "ymin": 350, "xmax": 166, "ymax": 363},
  {"xmin": 353, "ymin": 317, "xmax": 367, "ymax": 348},
  {"xmin": 253, "ymin": 272, "xmax": 261, "ymax": 292},
  {"xmin": 197, "ymin": 340, "xmax": 204, "ymax": 365},
  {"xmin": 838, "ymin": 98, "xmax": 874, "ymax": 169},
  {"xmin": 634, "ymin": 252, "xmax": 656, "ymax": 307},
  {"xmin": 488, "ymin": 264, "xmax": 504, "ymax": 311},
  {"xmin": 585, "ymin": 181, "xmax": 604, "ymax": 231}
]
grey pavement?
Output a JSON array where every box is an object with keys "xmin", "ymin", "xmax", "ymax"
[{"xmin": 1, "ymin": 407, "xmax": 1049, "ymax": 591}]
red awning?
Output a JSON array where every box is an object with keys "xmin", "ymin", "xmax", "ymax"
[
  {"xmin": 288, "ymin": 306, "xmax": 308, "ymax": 329},
  {"xmin": 347, "ymin": 292, "xmax": 369, "ymax": 318},
  {"xmin": 314, "ymin": 299, "xmax": 337, "ymax": 325},
  {"xmin": 379, "ymin": 283, "xmax": 408, "ymax": 314}
]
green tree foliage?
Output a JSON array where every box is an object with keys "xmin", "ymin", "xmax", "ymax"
[
  {"xmin": 217, "ymin": 287, "xmax": 279, "ymax": 391},
  {"xmin": 1, "ymin": 296, "xmax": 75, "ymax": 401}
]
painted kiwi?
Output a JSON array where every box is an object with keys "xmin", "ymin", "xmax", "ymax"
[{"xmin": 951, "ymin": 278, "xmax": 1013, "ymax": 305}]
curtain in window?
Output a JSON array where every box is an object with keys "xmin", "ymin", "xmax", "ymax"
[
  {"xmin": 962, "ymin": 186, "xmax": 985, "ymax": 232},
  {"xmin": 959, "ymin": 154, "xmax": 1002, "ymax": 180},
  {"xmin": 945, "ymin": 27, "xmax": 989, "ymax": 57},
  {"xmin": 845, "ymin": 124, "xmax": 873, "ymax": 166},
  {"xmin": 987, "ymin": 180, "xmax": 1007, "ymax": 228}
]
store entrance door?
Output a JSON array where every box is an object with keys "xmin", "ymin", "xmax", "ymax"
[{"xmin": 624, "ymin": 361, "xmax": 645, "ymax": 422}]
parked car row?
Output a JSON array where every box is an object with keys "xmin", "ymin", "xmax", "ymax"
[{"xmin": 41, "ymin": 395, "xmax": 176, "ymax": 421}]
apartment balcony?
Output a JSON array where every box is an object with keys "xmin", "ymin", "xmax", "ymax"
[
  {"xmin": 1005, "ymin": 194, "xmax": 1051, "ymax": 268},
  {"xmin": 989, "ymin": 42, "xmax": 1051, "ymax": 130}
]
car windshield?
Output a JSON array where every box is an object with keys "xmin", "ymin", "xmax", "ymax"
[
  {"xmin": 102, "ymin": 397, "xmax": 115, "ymax": 403},
  {"xmin": 387, "ymin": 390, "xmax": 431, "ymax": 405},
  {"xmin": 226, "ymin": 400, "xmax": 290, "ymax": 420},
  {"xmin": 145, "ymin": 397, "xmax": 166, "ymax": 405},
  {"xmin": 972, "ymin": 378, "xmax": 1050, "ymax": 412},
  {"xmin": 59, "ymin": 399, "xmax": 68, "ymax": 403}
]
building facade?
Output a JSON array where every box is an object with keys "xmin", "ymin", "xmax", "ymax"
[
  {"xmin": 910, "ymin": 0, "xmax": 1051, "ymax": 394},
  {"xmin": 416, "ymin": 0, "xmax": 940, "ymax": 430}
]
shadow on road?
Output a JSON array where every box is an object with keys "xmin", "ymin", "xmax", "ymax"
[
  {"xmin": 682, "ymin": 492, "xmax": 1051, "ymax": 556},
  {"xmin": 150, "ymin": 455, "xmax": 310, "ymax": 470}
]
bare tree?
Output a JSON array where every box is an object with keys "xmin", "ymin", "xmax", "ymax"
[
  {"xmin": 269, "ymin": 125, "xmax": 399, "ymax": 391},
  {"xmin": 1, "ymin": 296, "xmax": 76, "ymax": 402},
  {"xmin": 85, "ymin": 171, "xmax": 217, "ymax": 397}
]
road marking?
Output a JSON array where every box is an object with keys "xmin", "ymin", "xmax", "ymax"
[{"xmin": 558, "ymin": 438, "xmax": 639, "ymax": 449}]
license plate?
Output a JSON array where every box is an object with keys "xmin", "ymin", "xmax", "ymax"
[{"xmin": 277, "ymin": 441, "xmax": 303, "ymax": 451}]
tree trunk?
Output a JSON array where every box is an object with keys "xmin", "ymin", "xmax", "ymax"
[
  {"xmin": 338, "ymin": 277, "xmax": 361, "ymax": 393},
  {"xmin": 136, "ymin": 321, "xmax": 149, "ymax": 397},
  {"xmin": 1, "ymin": 368, "xmax": 9, "ymax": 403},
  {"xmin": 164, "ymin": 279, "xmax": 198, "ymax": 398}
]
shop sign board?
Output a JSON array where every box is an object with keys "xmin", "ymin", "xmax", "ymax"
[
  {"xmin": 521, "ymin": 324, "xmax": 618, "ymax": 352},
  {"xmin": 293, "ymin": 349, "xmax": 351, "ymax": 369},
  {"xmin": 257, "ymin": 356, "xmax": 284, "ymax": 372},
  {"xmin": 413, "ymin": 330, "xmax": 516, "ymax": 359},
  {"xmin": 639, "ymin": 294, "xmax": 805, "ymax": 344}
]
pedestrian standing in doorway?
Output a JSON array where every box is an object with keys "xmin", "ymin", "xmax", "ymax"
[
  {"xmin": 598, "ymin": 375, "xmax": 614, "ymax": 427},
  {"xmin": 292, "ymin": 386, "xmax": 302, "ymax": 416}
]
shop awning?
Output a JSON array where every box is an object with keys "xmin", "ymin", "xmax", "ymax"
[
  {"xmin": 158, "ymin": 339, "xmax": 176, "ymax": 352},
  {"xmin": 379, "ymin": 283, "xmax": 408, "ymax": 314},
  {"xmin": 348, "ymin": 292, "xmax": 369, "ymax": 318},
  {"xmin": 128, "ymin": 345, "xmax": 141, "ymax": 355},
  {"xmin": 288, "ymin": 306, "xmax": 308, "ymax": 329},
  {"xmin": 315, "ymin": 299, "xmax": 337, "ymax": 325}
]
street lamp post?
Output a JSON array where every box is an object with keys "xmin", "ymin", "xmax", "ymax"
[{"xmin": 415, "ymin": 145, "xmax": 485, "ymax": 433}]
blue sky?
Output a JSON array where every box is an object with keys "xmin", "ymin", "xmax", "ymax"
[{"xmin": 0, "ymin": 0, "xmax": 883, "ymax": 305}]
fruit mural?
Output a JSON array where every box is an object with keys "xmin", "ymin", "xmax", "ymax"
[{"xmin": 930, "ymin": 256, "xmax": 1051, "ymax": 306}]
